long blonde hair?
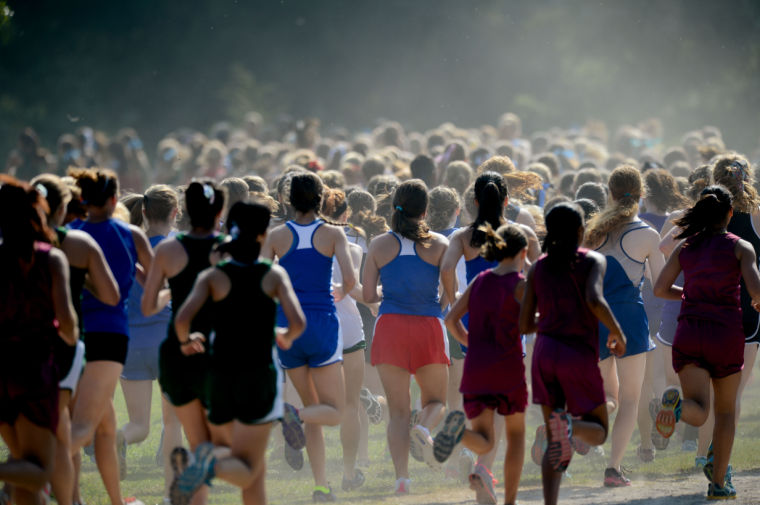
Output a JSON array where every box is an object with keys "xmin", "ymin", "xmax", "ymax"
[
  {"xmin": 712, "ymin": 153, "xmax": 758, "ymax": 214},
  {"xmin": 584, "ymin": 165, "xmax": 642, "ymax": 247}
]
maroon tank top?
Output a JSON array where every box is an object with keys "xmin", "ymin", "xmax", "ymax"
[
  {"xmin": 460, "ymin": 270, "xmax": 524, "ymax": 395},
  {"xmin": 678, "ymin": 232, "xmax": 742, "ymax": 327},
  {"xmin": 534, "ymin": 248, "xmax": 599, "ymax": 356}
]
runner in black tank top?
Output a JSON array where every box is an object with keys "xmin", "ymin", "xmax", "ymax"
[{"xmin": 727, "ymin": 212, "xmax": 760, "ymax": 343}]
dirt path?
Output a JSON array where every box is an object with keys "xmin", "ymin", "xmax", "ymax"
[{"xmin": 392, "ymin": 469, "xmax": 760, "ymax": 505}]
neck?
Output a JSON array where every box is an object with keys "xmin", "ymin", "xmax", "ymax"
[
  {"xmin": 188, "ymin": 226, "xmax": 215, "ymax": 237},
  {"xmin": 491, "ymin": 256, "xmax": 523, "ymax": 275},
  {"xmin": 644, "ymin": 198, "xmax": 666, "ymax": 214},
  {"xmin": 146, "ymin": 221, "xmax": 172, "ymax": 238},
  {"xmin": 86, "ymin": 206, "xmax": 110, "ymax": 223},
  {"xmin": 294, "ymin": 210, "xmax": 318, "ymax": 224}
]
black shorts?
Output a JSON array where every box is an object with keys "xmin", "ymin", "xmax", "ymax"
[
  {"xmin": 84, "ymin": 332, "xmax": 129, "ymax": 364},
  {"xmin": 207, "ymin": 364, "xmax": 280, "ymax": 426},
  {"xmin": 158, "ymin": 337, "xmax": 210, "ymax": 408}
]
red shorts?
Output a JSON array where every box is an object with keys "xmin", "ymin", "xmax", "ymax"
[
  {"xmin": 371, "ymin": 313, "xmax": 450, "ymax": 373},
  {"xmin": 531, "ymin": 335, "xmax": 605, "ymax": 416},
  {"xmin": 673, "ymin": 318, "xmax": 745, "ymax": 379},
  {"xmin": 463, "ymin": 388, "xmax": 528, "ymax": 419}
]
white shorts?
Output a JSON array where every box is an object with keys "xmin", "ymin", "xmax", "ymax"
[{"xmin": 59, "ymin": 341, "xmax": 85, "ymax": 393}]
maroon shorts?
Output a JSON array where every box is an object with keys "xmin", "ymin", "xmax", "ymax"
[
  {"xmin": 371, "ymin": 314, "xmax": 450, "ymax": 373},
  {"xmin": 463, "ymin": 387, "xmax": 528, "ymax": 419},
  {"xmin": 672, "ymin": 318, "xmax": 745, "ymax": 379},
  {"xmin": 531, "ymin": 335, "xmax": 605, "ymax": 416},
  {"xmin": 0, "ymin": 355, "xmax": 59, "ymax": 433}
]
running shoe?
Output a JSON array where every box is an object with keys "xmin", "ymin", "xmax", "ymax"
[
  {"xmin": 284, "ymin": 441, "xmax": 304, "ymax": 471},
  {"xmin": 281, "ymin": 403, "xmax": 306, "ymax": 450},
  {"xmin": 695, "ymin": 456, "xmax": 708, "ymax": 469},
  {"xmin": 457, "ymin": 448, "xmax": 476, "ymax": 483},
  {"xmin": 433, "ymin": 410, "xmax": 466, "ymax": 463},
  {"xmin": 531, "ymin": 424, "xmax": 547, "ymax": 466},
  {"xmin": 682, "ymin": 439, "xmax": 697, "ymax": 452},
  {"xmin": 706, "ymin": 481, "xmax": 736, "ymax": 500},
  {"xmin": 169, "ymin": 447, "xmax": 190, "ymax": 477},
  {"xmin": 341, "ymin": 469, "xmax": 365, "ymax": 491},
  {"xmin": 637, "ymin": 445, "xmax": 655, "ymax": 463},
  {"xmin": 603, "ymin": 467, "xmax": 631, "ymax": 487},
  {"xmin": 171, "ymin": 443, "xmax": 216, "ymax": 505},
  {"xmin": 124, "ymin": 498, "xmax": 146, "ymax": 505},
  {"xmin": 546, "ymin": 410, "xmax": 573, "ymax": 472},
  {"xmin": 469, "ymin": 463, "xmax": 497, "ymax": 505},
  {"xmin": 116, "ymin": 430, "xmax": 127, "ymax": 481},
  {"xmin": 703, "ymin": 443, "xmax": 714, "ymax": 482},
  {"xmin": 410, "ymin": 425, "xmax": 440, "ymax": 469},
  {"xmin": 394, "ymin": 477, "xmax": 411, "ymax": 495},
  {"xmin": 312, "ymin": 485, "xmax": 337, "ymax": 502},
  {"xmin": 649, "ymin": 398, "xmax": 670, "ymax": 450},
  {"xmin": 360, "ymin": 388, "xmax": 384, "ymax": 425},
  {"xmin": 656, "ymin": 388, "xmax": 681, "ymax": 439}
]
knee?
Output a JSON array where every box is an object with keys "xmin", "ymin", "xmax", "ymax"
[
  {"xmin": 95, "ymin": 420, "xmax": 116, "ymax": 439},
  {"xmin": 131, "ymin": 425, "xmax": 150, "ymax": 444}
]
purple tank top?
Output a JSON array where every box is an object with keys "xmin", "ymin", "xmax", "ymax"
[
  {"xmin": 678, "ymin": 232, "xmax": 741, "ymax": 327},
  {"xmin": 460, "ymin": 270, "xmax": 524, "ymax": 395},
  {"xmin": 534, "ymin": 248, "xmax": 599, "ymax": 356}
]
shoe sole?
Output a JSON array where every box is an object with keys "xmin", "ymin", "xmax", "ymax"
[
  {"xmin": 433, "ymin": 411, "xmax": 466, "ymax": 463},
  {"xmin": 282, "ymin": 404, "xmax": 306, "ymax": 450},
  {"xmin": 410, "ymin": 425, "xmax": 439, "ymax": 469},
  {"xmin": 547, "ymin": 411, "xmax": 573, "ymax": 472},
  {"xmin": 656, "ymin": 389, "xmax": 680, "ymax": 439},
  {"xmin": 360, "ymin": 389, "xmax": 384, "ymax": 425},
  {"xmin": 341, "ymin": 469, "xmax": 365, "ymax": 491},
  {"xmin": 604, "ymin": 478, "xmax": 631, "ymax": 487},
  {"xmin": 531, "ymin": 424, "xmax": 547, "ymax": 466},
  {"xmin": 284, "ymin": 443, "xmax": 304, "ymax": 471},
  {"xmin": 469, "ymin": 471, "xmax": 497, "ymax": 504}
]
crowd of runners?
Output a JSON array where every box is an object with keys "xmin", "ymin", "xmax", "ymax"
[{"xmin": 2, "ymin": 113, "xmax": 760, "ymax": 505}]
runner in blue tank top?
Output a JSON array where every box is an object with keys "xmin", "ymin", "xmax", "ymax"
[
  {"xmin": 118, "ymin": 185, "xmax": 180, "ymax": 493},
  {"xmin": 583, "ymin": 165, "xmax": 665, "ymax": 487},
  {"xmin": 33, "ymin": 173, "xmax": 120, "ymax": 505},
  {"xmin": 440, "ymin": 171, "xmax": 539, "ymax": 494},
  {"xmin": 363, "ymin": 179, "xmax": 450, "ymax": 494},
  {"xmin": 262, "ymin": 172, "xmax": 356, "ymax": 502},
  {"xmin": 66, "ymin": 168, "xmax": 153, "ymax": 505}
]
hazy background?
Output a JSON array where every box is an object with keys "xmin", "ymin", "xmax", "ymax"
[{"xmin": 1, "ymin": 0, "xmax": 759, "ymax": 156}]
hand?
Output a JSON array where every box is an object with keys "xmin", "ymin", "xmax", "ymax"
[
  {"xmin": 332, "ymin": 284, "xmax": 346, "ymax": 303},
  {"xmin": 752, "ymin": 299, "xmax": 760, "ymax": 312},
  {"xmin": 276, "ymin": 328, "xmax": 293, "ymax": 350},
  {"xmin": 369, "ymin": 302, "xmax": 379, "ymax": 317},
  {"xmin": 607, "ymin": 331, "xmax": 626, "ymax": 357},
  {"xmin": 180, "ymin": 332, "xmax": 206, "ymax": 356}
]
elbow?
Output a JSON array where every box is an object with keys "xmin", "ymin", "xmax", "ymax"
[
  {"xmin": 343, "ymin": 277, "xmax": 357, "ymax": 295},
  {"xmin": 652, "ymin": 285, "xmax": 665, "ymax": 298}
]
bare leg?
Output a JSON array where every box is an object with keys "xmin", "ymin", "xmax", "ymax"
[
  {"xmin": 70, "ymin": 362, "xmax": 122, "ymax": 452},
  {"xmin": 539, "ymin": 406, "xmax": 562, "ymax": 505},
  {"xmin": 376, "ymin": 364, "xmax": 411, "ymax": 480},
  {"xmin": 0, "ymin": 415, "xmax": 56, "ymax": 493},
  {"xmin": 607, "ymin": 353, "xmax": 646, "ymax": 471},
  {"xmin": 173, "ymin": 399, "xmax": 211, "ymax": 505},
  {"xmin": 503, "ymin": 412, "xmax": 525, "ymax": 505},
  {"xmin": 446, "ymin": 358, "xmax": 464, "ymax": 412},
  {"xmin": 161, "ymin": 396, "xmax": 183, "ymax": 498},
  {"xmin": 340, "ymin": 351, "xmax": 364, "ymax": 480},
  {"xmin": 736, "ymin": 343, "xmax": 758, "ymax": 423},
  {"xmin": 710, "ymin": 372, "xmax": 741, "ymax": 486},
  {"xmin": 94, "ymin": 402, "xmax": 122, "ymax": 505},
  {"xmin": 477, "ymin": 413, "xmax": 503, "ymax": 470},
  {"xmin": 637, "ymin": 351, "xmax": 657, "ymax": 452},
  {"xmin": 461, "ymin": 409, "xmax": 495, "ymax": 455},
  {"xmin": 52, "ymin": 390, "xmax": 74, "ymax": 505},
  {"xmin": 676, "ymin": 365, "xmax": 712, "ymax": 427},
  {"xmin": 119, "ymin": 379, "xmax": 153, "ymax": 444},
  {"xmin": 414, "ymin": 363, "xmax": 448, "ymax": 430}
]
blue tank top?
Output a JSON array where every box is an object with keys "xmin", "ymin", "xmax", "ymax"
[
  {"xmin": 70, "ymin": 218, "xmax": 137, "ymax": 336},
  {"xmin": 378, "ymin": 232, "xmax": 441, "ymax": 317},
  {"xmin": 278, "ymin": 220, "xmax": 334, "ymax": 315},
  {"xmin": 465, "ymin": 255, "xmax": 498, "ymax": 284},
  {"xmin": 127, "ymin": 235, "xmax": 171, "ymax": 346}
]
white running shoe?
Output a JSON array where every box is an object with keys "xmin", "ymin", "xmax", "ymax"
[{"xmin": 410, "ymin": 425, "xmax": 440, "ymax": 469}]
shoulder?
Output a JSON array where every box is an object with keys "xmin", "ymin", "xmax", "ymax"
[
  {"xmin": 583, "ymin": 249, "xmax": 606, "ymax": 267},
  {"xmin": 48, "ymin": 246, "xmax": 69, "ymax": 272},
  {"xmin": 63, "ymin": 228, "xmax": 98, "ymax": 249},
  {"xmin": 451, "ymin": 226, "xmax": 472, "ymax": 241},
  {"xmin": 428, "ymin": 230, "xmax": 449, "ymax": 247}
]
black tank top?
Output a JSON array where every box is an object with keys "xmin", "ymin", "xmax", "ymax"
[
  {"xmin": 211, "ymin": 260, "xmax": 276, "ymax": 366},
  {"xmin": 727, "ymin": 211, "xmax": 760, "ymax": 339},
  {"xmin": 166, "ymin": 233, "xmax": 225, "ymax": 342},
  {"xmin": 54, "ymin": 227, "xmax": 88, "ymax": 375}
]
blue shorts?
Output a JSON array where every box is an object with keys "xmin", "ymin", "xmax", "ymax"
[
  {"xmin": 121, "ymin": 346, "xmax": 160, "ymax": 381},
  {"xmin": 599, "ymin": 300, "xmax": 654, "ymax": 360},
  {"xmin": 277, "ymin": 310, "xmax": 342, "ymax": 369}
]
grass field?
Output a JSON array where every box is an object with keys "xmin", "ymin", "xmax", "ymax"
[{"xmin": 63, "ymin": 363, "xmax": 760, "ymax": 505}]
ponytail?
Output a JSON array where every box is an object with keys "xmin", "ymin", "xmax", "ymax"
[
  {"xmin": 470, "ymin": 171, "xmax": 507, "ymax": 247},
  {"xmin": 391, "ymin": 179, "xmax": 432, "ymax": 245},
  {"xmin": 426, "ymin": 186, "xmax": 460, "ymax": 232},
  {"xmin": 215, "ymin": 202, "xmax": 271, "ymax": 264},
  {"xmin": 30, "ymin": 174, "xmax": 71, "ymax": 221},
  {"xmin": 675, "ymin": 185, "xmax": 732, "ymax": 241},
  {"xmin": 480, "ymin": 223, "xmax": 527, "ymax": 262},
  {"xmin": 584, "ymin": 164, "xmax": 641, "ymax": 247},
  {"xmin": 543, "ymin": 202, "xmax": 584, "ymax": 272},
  {"xmin": 68, "ymin": 167, "xmax": 119, "ymax": 207},
  {"xmin": 185, "ymin": 180, "xmax": 225, "ymax": 230},
  {"xmin": 347, "ymin": 190, "xmax": 388, "ymax": 241},
  {"xmin": 0, "ymin": 175, "xmax": 55, "ymax": 261}
]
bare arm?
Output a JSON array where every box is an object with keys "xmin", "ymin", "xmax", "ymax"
[
  {"xmin": 362, "ymin": 241, "xmax": 382, "ymax": 304},
  {"xmin": 519, "ymin": 224, "xmax": 541, "ymax": 263},
  {"xmin": 653, "ymin": 242, "xmax": 684, "ymax": 301},
  {"xmin": 267, "ymin": 265, "xmax": 306, "ymax": 349},
  {"xmin": 519, "ymin": 264, "xmax": 538, "ymax": 335},
  {"xmin": 174, "ymin": 269, "xmax": 213, "ymax": 355},
  {"xmin": 142, "ymin": 243, "xmax": 168, "ymax": 316},
  {"xmin": 585, "ymin": 253, "xmax": 626, "ymax": 356},
  {"xmin": 333, "ymin": 229, "xmax": 357, "ymax": 295},
  {"xmin": 736, "ymin": 240, "xmax": 760, "ymax": 305},
  {"xmin": 440, "ymin": 232, "xmax": 464, "ymax": 302},
  {"xmin": 444, "ymin": 278, "xmax": 473, "ymax": 346},
  {"xmin": 50, "ymin": 249, "xmax": 78, "ymax": 345},
  {"xmin": 659, "ymin": 225, "xmax": 682, "ymax": 257}
]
